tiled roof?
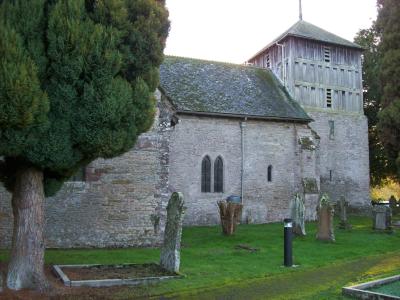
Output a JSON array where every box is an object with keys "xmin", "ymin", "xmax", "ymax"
[
  {"xmin": 159, "ymin": 56, "xmax": 311, "ymax": 122},
  {"xmin": 249, "ymin": 20, "xmax": 363, "ymax": 61}
]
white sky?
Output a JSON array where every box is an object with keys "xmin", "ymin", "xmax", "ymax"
[{"xmin": 164, "ymin": 0, "xmax": 378, "ymax": 64}]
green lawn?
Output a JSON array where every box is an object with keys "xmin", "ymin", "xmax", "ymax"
[{"xmin": 1, "ymin": 216, "xmax": 399, "ymax": 299}]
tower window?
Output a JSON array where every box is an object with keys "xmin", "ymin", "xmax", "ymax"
[
  {"xmin": 326, "ymin": 89, "xmax": 332, "ymax": 108},
  {"xmin": 266, "ymin": 54, "xmax": 270, "ymax": 68},
  {"xmin": 201, "ymin": 156, "xmax": 211, "ymax": 193},
  {"xmin": 323, "ymin": 46, "xmax": 331, "ymax": 63},
  {"xmin": 267, "ymin": 165, "xmax": 273, "ymax": 182},
  {"xmin": 214, "ymin": 156, "xmax": 224, "ymax": 193}
]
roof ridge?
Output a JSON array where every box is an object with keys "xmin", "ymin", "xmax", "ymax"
[{"xmin": 164, "ymin": 55, "xmax": 264, "ymax": 70}]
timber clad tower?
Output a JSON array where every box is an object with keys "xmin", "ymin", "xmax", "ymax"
[{"xmin": 247, "ymin": 20, "xmax": 369, "ymax": 208}]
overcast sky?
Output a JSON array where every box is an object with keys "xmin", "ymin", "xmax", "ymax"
[{"xmin": 164, "ymin": 0, "xmax": 378, "ymax": 64}]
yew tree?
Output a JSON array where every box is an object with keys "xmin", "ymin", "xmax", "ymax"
[
  {"xmin": 0, "ymin": 0, "xmax": 169, "ymax": 291},
  {"xmin": 375, "ymin": 0, "xmax": 400, "ymax": 179}
]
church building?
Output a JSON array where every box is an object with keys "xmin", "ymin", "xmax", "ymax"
[{"xmin": 0, "ymin": 19, "xmax": 370, "ymax": 248}]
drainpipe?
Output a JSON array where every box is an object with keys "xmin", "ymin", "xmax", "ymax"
[
  {"xmin": 240, "ymin": 118, "xmax": 247, "ymax": 204},
  {"xmin": 276, "ymin": 42, "xmax": 286, "ymax": 87}
]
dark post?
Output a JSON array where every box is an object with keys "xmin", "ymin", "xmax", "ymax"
[{"xmin": 284, "ymin": 218, "xmax": 293, "ymax": 267}]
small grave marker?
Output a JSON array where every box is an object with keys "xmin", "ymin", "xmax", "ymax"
[
  {"xmin": 290, "ymin": 193, "xmax": 306, "ymax": 236},
  {"xmin": 316, "ymin": 194, "xmax": 335, "ymax": 242},
  {"xmin": 160, "ymin": 192, "xmax": 185, "ymax": 273},
  {"xmin": 372, "ymin": 205, "xmax": 392, "ymax": 231},
  {"xmin": 337, "ymin": 196, "xmax": 351, "ymax": 229}
]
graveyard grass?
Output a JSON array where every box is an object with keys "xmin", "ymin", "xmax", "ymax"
[{"xmin": 1, "ymin": 216, "xmax": 400, "ymax": 299}]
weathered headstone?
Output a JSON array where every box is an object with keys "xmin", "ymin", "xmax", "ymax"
[
  {"xmin": 217, "ymin": 200, "xmax": 243, "ymax": 235},
  {"xmin": 372, "ymin": 205, "xmax": 392, "ymax": 231},
  {"xmin": 160, "ymin": 192, "xmax": 185, "ymax": 273},
  {"xmin": 290, "ymin": 193, "xmax": 306, "ymax": 236},
  {"xmin": 389, "ymin": 195, "xmax": 399, "ymax": 215},
  {"xmin": 337, "ymin": 196, "xmax": 352, "ymax": 229},
  {"xmin": 316, "ymin": 194, "xmax": 335, "ymax": 241}
]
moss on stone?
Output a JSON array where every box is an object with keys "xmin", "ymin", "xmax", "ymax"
[
  {"xmin": 160, "ymin": 56, "xmax": 311, "ymax": 121},
  {"xmin": 299, "ymin": 136, "xmax": 316, "ymax": 150},
  {"xmin": 303, "ymin": 178, "xmax": 318, "ymax": 193}
]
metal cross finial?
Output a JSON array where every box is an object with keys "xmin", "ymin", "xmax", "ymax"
[{"xmin": 299, "ymin": 0, "xmax": 303, "ymax": 20}]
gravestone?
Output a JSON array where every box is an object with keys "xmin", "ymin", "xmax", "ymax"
[
  {"xmin": 290, "ymin": 193, "xmax": 306, "ymax": 236},
  {"xmin": 389, "ymin": 195, "xmax": 399, "ymax": 215},
  {"xmin": 316, "ymin": 194, "xmax": 335, "ymax": 241},
  {"xmin": 337, "ymin": 196, "xmax": 352, "ymax": 229},
  {"xmin": 372, "ymin": 205, "xmax": 392, "ymax": 231},
  {"xmin": 160, "ymin": 192, "xmax": 185, "ymax": 273}
]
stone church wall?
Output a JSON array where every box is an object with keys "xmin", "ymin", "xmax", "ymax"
[
  {"xmin": 0, "ymin": 91, "xmax": 172, "ymax": 249},
  {"xmin": 169, "ymin": 115, "xmax": 319, "ymax": 225},
  {"xmin": 307, "ymin": 110, "xmax": 370, "ymax": 211}
]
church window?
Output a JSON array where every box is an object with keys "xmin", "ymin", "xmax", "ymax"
[
  {"xmin": 323, "ymin": 46, "xmax": 331, "ymax": 63},
  {"xmin": 201, "ymin": 156, "xmax": 211, "ymax": 193},
  {"xmin": 326, "ymin": 89, "xmax": 332, "ymax": 108},
  {"xmin": 328, "ymin": 120, "xmax": 334, "ymax": 139},
  {"xmin": 267, "ymin": 165, "xmax": 273, "ymax": 182},
  {"xmin": 214, "ymin": 156, "xmax": 224, "ymax": 193},
  {"xmin": 266, "ymin": 54, "xmax": 271, "ymax": 68},
  {"xmin": 329, "ymin": 170, "xmax": 333, "ymax": 181}
]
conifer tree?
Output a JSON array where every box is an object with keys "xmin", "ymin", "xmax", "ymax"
[
  {"xmin": 0, "ymin": 0, "xmax": 169, "ymax": 290},
  {"xmin": 355, "ymin": 26, "xmax": 396, "ymax": 185},
  {"xmin": 376, "ymin": 0, "xmax": 400, "ymax": 179}
]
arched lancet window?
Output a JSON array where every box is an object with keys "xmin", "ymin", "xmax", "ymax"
[
  {"xmin": 201, "ymin": 156, "xmax": 211, "ymax": 192},
  {"xmin": 267, "ymin": 165, "xmax": 273, "ymax": 182},
  {"xmin": 214, "ymin": 156, "xmax": 224, "ymax": 193}
]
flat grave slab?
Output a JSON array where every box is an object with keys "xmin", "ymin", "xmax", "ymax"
[
  {"xmin": 343, "ymin": 274, "xmax": 400, "ymax": 299},
  {"xmin": 52, "ymin": 263, "xmax": 182, "ymax": 288}
]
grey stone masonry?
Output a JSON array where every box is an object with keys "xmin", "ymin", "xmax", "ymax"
[
  {"xmin": 307, "ymin": 111, "xmax": 370, "ymax": 213},
  {"xmin": 0, "ymin": 90, "xmax": 172, "ymax": 249},
  {"xmin": 169, "ymin": 115, "xmax": 320, "ymax": 225},
  {"xmin": 160, "ymin": 192, "xmax": 185, "ymax": 273}
]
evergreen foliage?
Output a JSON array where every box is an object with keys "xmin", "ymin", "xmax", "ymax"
[
  {"xmin": 375, "ymin": 0, "xmax": 400, "ymax": 180},
  {"xmin": 355, "ymin": 26, "xmax": 396, "ymax": 185},
  {"xmin": 0, "ymin": 0, "xmax": 169, "ymax": 196}
]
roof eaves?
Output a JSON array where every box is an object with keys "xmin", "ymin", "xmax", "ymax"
[
  {"xmin": 158, "ymin": 85, "xmax": 178, "ymax": 111},
  {"xmin": 176, "ymin": 110, "xmax": 313, "ymax": 123}
]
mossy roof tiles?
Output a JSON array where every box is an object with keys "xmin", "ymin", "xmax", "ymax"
[
  {"xmin": 249, "ymin": 20, "xmax": 363, "ymax": 61},
  {"xmin": 159, "ymin": 56, "xmax": 311, "ymax": 122}
]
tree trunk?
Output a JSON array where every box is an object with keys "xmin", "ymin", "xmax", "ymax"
[{"xmin": 6, "ymin": 167, "xmax": 48, "ymax": 291}]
